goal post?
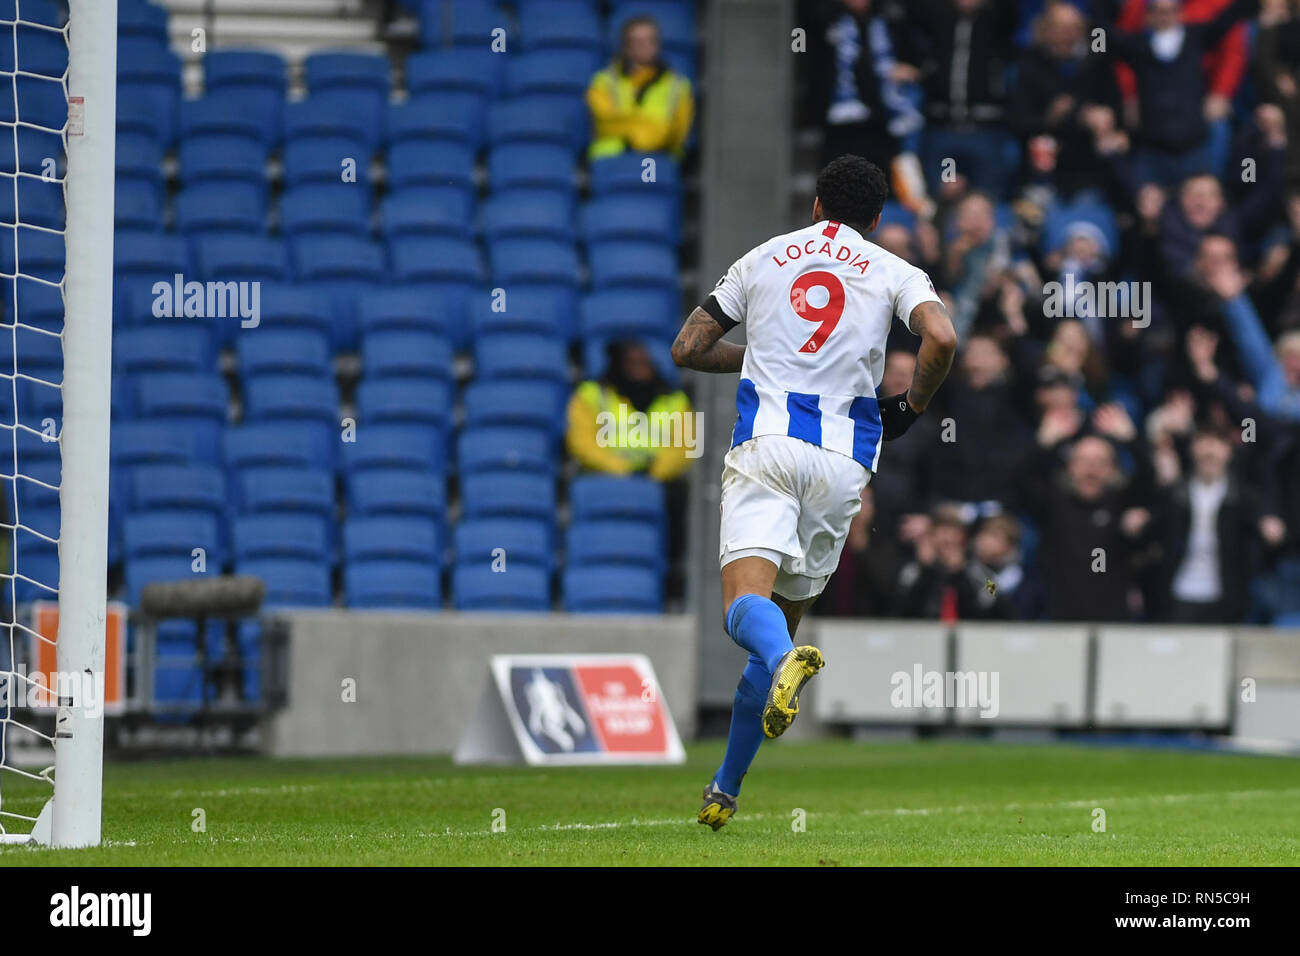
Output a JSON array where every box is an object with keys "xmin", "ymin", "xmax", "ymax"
[
  {"xmin": 0, "ymin": 0, "xmax": 115, "ymax": 848},
  {"xmin": 52, "ymin": 0, "xmax": 116, "ymax": 848}
]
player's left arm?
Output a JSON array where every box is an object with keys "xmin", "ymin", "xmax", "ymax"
[
  {"xmin": 904, "ymin": 299, "xmax": 958, "ymax": 412},
  {"xmin": 671, "ymin": 306, "xmax": 745, "ymax": 373}
]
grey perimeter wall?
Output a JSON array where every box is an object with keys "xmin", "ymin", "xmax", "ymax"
[
  {"xmin": 265, "ymin": 612, "xmax": 1300, "ymax": 757},
  {"xmin": 266, "ymin": 611, "xmax": 699, "ymax": 757}
]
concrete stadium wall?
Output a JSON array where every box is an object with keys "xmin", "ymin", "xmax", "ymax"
[
  {"xmin": 260, "ymin": 612, "xmax": 1300, "ymax": 756},
  {"xmin": 264, "ymin": 611, "xmax": 698, "ymax": 757}
]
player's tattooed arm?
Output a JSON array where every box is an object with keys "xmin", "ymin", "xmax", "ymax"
[
  {"xmin": 671, "ymin": 307, "xmax": 746, "ymax": 373},
  {"xmin": 905, "ymin": 300, "xmax": 958, "ymax": 412}
]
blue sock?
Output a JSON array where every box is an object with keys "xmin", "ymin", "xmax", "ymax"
[
  {"xmin": 725, "ymin": 594, "xmax": 793, "ymax": 674},
  {"xmin": 714, "ymin": 655, "xmax": 769, "ymax": 796}
]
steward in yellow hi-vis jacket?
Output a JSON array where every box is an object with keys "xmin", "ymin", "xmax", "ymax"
[
  {"xmin": 566, "ymin": 341, "xmax": 695, "ymax": 482},
  {"xmin": 586, "ymin": 16, "xmax": 694, "ymax": 161}
]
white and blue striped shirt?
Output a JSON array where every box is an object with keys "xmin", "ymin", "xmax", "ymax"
[{"xmin": 708, "ymin": 220, "xmax": 941, "ymax": 471}]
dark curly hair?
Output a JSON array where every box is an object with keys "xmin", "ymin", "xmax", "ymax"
[{"xmin": 814, "ymin": 155, "xmax": 890, "ymax": 232}]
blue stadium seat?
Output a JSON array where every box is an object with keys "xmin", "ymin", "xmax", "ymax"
[
  {"xmin": 387, "ymin": 140, "xmax": 475, "ymax": 192},
  {"xmin": 344, "ymin": 516, "xmax": 440, "ymax": 565},
  {"xmin": 473, "ymin": 332, "xmax": 569, "ymax": 384},
  {"xmin": 0, "ymin": 3, "xmax": 65, "ymax": 77},
  {"xmin": 0, "ymin": 177, "xmax": 62, "ymax": 230},
  {"xmin": 255, "ymin": 283, "xmax": 335, "ymax": 340},
  {"xmin": 11, "ymin": 534, "xmax": 58, "ymax": 604},
  {"xmin": 118, "ymin": 2, "xmax": 169, "ymax": 43},
  {"xmin": 116, "ymin": 98, "xmax": 169, "ymax": 147},
  {"xmin": 224, "ymin": 422, "xmax": 329, "ymax": 475},
  {"xmin": 356, "ymin": 379, "xmax": 451, "ymax": 429},
  {"xmin": 115, "ymin": 178, "xmax": 162, "ymax": 231},
  {"xmin": 130, "ymin": 464, "xmax": 226, "ymax": 518},
  {"xmin": 462, "ymin": 379, "xmax": 565, "ymax": 434},
  {"xmin": 304, "ymin": 51, "xmax": 391, "ymax": 103},
  {"xmin": 570, "ymin": 474, "xmax": 665, "ymax": 523},
  {"xmin": 123, "ymin": 513, "xmax": 222, "ymax": 566},
  {"xmin": 204, "ymin": 49, "xmax": 287, "ymax": 100},
  {"xmin": 379, "ymin": 191, "xmax": 470, "ymax": 239},
  {"xmin": 114, "ymin": 230, "xmax": 189, "ymax": 279},
  {"xmin": 11, "ymin": 282, "xmax": 63, "ymax": 333},
  {"xmin": 457, "ymin": 427, "xmax": 554, "ymax": 474},
  {"xmin": 563, "ymin": 566, "xmax": 663, "ymax": 613},
  {"xmin": 382, "ymin": 184, "xmax": 475, "ymax": 227},
  {"xmin": 282, "ymin": 134, "xmax": 371, "ymax": 187},
  {"xmin": 454, "ymin": 517, "xmax": 553, "ymax": 570},
  {"xmin": 115, "ymin": 133, "xmax": 165, "ymax": 196},
  {"xmin": 232, "ymin": 514, "xmax": 330, "ymax": 564},
  {"xmin": 112, "ymin": 422, "xmax": 198, "ymax": 470},
  {"xmin": 236, "ymin": 329, "xmax": 332, "ymax": 379},
  {"xmin": 582, "ymin": 194, "xmax": 678, "ymax": 246},
  {"xmin": 118, "ymin": 80, "xmax": 179, "ymax": 147},
  {"xmin": 340, "ymin": 424, "xmax": 445, "ymax": 475},
  {"xmin": 117, "ymin": 37, "xmax": 181, "ymax": 87},
  {"xmin": 237, "ymin": 557, "xmax": 333, "ymax": 608},
  {"xmin": 388, "ymin": 236, "xmax": 484, "ymax": 284},
  {"xmin": 487, "ymin": 98, "xmax": 582, "ymax": 149},
  {"xmin": 487, "ymin": 143, "xmax": 577, "ymax": 192},
  {"xmin": 174, "ymin": 182, "xmax": 265, "ymax": 235},
  {"xmin": 420, "ymin": 0, "xmax": 504, "ymax": 48},
  {"xmin": 488, "ymin": 238, "xmax": 580, "ymax": 286},
  {"xmin": 452, "ymin": 564, "xmax": 550, "ymax": 612},
  {"xmin": 292, "ymin": 235, "xmax": 386, "ymax": 283},
  {"xmin": 357, "ymin": 286, "xmax": 453, "ymax": 338},
  {"xmin": 279, "ymin": 183, "xmax": 371, "ymax": 237},
  {"xmin": 460, "ymin": 471, "xmax": 555, "ymax": 521},
  {"xmin": 362, "ymin": 330, "xmax": 453, "ymax": 381},
  {"xmin": 566, "ymin": 520, "xmax": 664, "ymax": 573},
  {"xmin": 386, "ymin": 93, "xmax": 483, "ymax": 149},
  {"xmin": 242, "ymin": 375, "xmax": 340, "ymax": 431},
  {"xmin": 114, "ymin": 326, "xmax": 212, "ymax": 376},
  {"xmin": 237, "ymin": 467, "xmax": 334, "ymax": 521},
  {"xmin": 177, "ymin": 134, "xmax": 269, "ymax": 190},
  {"xmin": 587, "ymin": 240, "xmax": 679, "ymax": 292},
  {"xmin": 194, "ymin": 234, "xmax": 290, "ymax": 282},
  {"xmin": 3, "ymin": 227, "xmax": 63, "ymax": 281},
  {"xmin": 506, "ymin": 49, "xmax": 601, "ymax": 95},
  {"xmin": 178, "ymin": 91, "xmax": 279, "ymax": 147},
  {"xmin": 466, "ymin": 285, "xmax": 568, "ymax": 339},
  {"xmin": 480, "ymin": 190, "xmax": 574, "ymax": 243},
  {"xmin": 404, "ymin": 48, "xmax": 502, "ymax": 99},
  {"xmin": 346, "ymin": 560, "xmax": 441, "ymax": 609},
  {"xmin": 132, "ymin": 373, "xmax": 228, "ymax": 460},
  {"xmin": 347, "ymin": 470, "xmax": 446, "ymax": 520},
  {"xmin": 283, "ymin": 96, "xmax": 380, "ymax": 152},
  {"xmin": 579, "ymin": 287, "xmax": 679, "ymax": 341},
  {"xmin": 588, "ymin": 152, "xmax": 681, "ymax": 196}
]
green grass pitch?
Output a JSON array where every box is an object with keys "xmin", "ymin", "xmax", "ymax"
[{"xmin": 2, "ymin": 739, "xmax": 1299, "ymax": 865}]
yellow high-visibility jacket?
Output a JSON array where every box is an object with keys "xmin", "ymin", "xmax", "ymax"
[
  {"xmin": 586, "ymin": 61, "xmax": 694, "ymax": 161},
  {"xmin": 566, "ymin": 381, "xmax": 694, "ymax": 481}
]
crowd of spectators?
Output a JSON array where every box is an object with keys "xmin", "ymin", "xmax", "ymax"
[{"xmin": 800, "ymin": 0, "xmax": 1300, "ymax": 625}]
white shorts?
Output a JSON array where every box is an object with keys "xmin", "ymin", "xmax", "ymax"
[{"xmin": 718, "ymin": 434, "xmax": 871, "ymax": 601}]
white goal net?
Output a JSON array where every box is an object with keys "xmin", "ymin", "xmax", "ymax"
[{"xmin": 0, "ymin": 0, "xmax": 114, "ymax": 848}]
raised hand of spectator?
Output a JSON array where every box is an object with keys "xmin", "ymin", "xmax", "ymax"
[
  {"xmin": 1257, "ymin": 103, "xmax": 1288, "ymax": 148},
  {"xmin": 1136, "ymin": 184, "xmax": 1166, "ymax": 227},
  {"xmin": 1205, "ymin": 263, "xmax": 1248, "ymax": 301},
  {"xmin": 998, "ymin": 277, "xmax": 1028, "ymax": 335},
  {"xmin": 1120, "ymin": 507, "xmax": 1151, "ymax": 538},
  {"xmin": 1092, "ymin": 402, "xmax": 1137, "ymax": 443},
  {"xmin": 1038, "ymin": 405, "xmax": 1081, "ymax": 448},
  {"xmin": 1204, "ymin": 94, "xmax": 1232, "ymax": 122},
  {"xmin": 1260, "ymin": 514, "xmax": 1288, "ymax": 547},
  {"xmin": 1186, "ymin": 326, "xmax": 1220, "ymax": 382}
]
